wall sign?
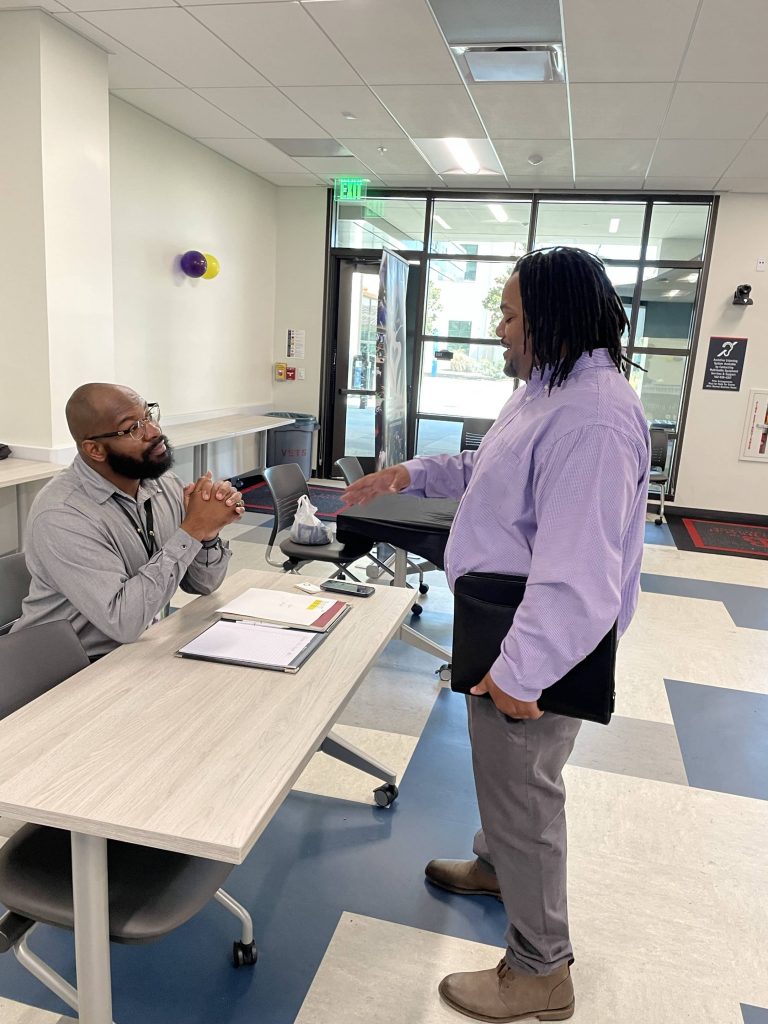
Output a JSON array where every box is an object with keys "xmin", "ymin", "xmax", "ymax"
[
  {"xmin": 739, "ymin": 388, "xmax": 768, "ymax": 462},
  {"xmin": 287, "ymin": 329, "xmax": 305, "ymax": 359},
  {"xmin": 702, "ymin": 336, "xmax": 747, "ymax": 391}
]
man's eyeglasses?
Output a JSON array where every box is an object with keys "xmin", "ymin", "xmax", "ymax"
[{"xmin": 86, "ymin": 404, "xmax": 161, "ymax": 442}]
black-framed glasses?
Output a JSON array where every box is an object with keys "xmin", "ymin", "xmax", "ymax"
[{"xmin": 86, "ymin": 403, "xmax": 161, "ymax": 442}]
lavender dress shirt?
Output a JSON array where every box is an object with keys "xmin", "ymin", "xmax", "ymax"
[{"xmin": 402, "ymin": 349, "xmax": 651, "ymax": 702}]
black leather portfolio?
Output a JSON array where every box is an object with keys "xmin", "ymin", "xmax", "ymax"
[{"xmin": 452, "ymin": 573, "xmax": 617, "ymax": 725}]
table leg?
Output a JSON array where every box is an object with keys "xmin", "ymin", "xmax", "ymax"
[
  {"xmin": 71, "ymin": 832, "xmax": 113, "ymax": 1024},
  {"xmin": 256, "ymin": 430, "xmax": 267, "ymax": 470},
  {"xmin": 192, "ymin": 445, "xmax": 202, "ymax": 479},
  {"xmin": 15, "ymin": 483, "xmax": 35, "ymax": 551},
  {"xmin": 199, "ymin": 443, "xmax": 209, "ymax": 476}
]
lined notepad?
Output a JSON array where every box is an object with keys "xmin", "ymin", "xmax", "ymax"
[{"xmin": 178, "ymin": 619, "xmax": 323, "ymax": 672}]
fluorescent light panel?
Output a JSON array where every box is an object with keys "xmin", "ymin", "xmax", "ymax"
[
  {"xmin": 608, "ymin": 218, "xmax": 620, "ymax": 234},
  {"xmin": 446, "ymin": 138, "xmax": 480, "ymax": 174},
  {"xmin": 433, "ymin": 214, "xmax": 451, "ymax": 230},
  {"xmin": 487, "ymin": 204, "xmax": 509, "ymax": 223}
]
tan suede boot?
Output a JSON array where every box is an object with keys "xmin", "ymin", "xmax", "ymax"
[
  {"xmin": 425, "ymin": 859, "xmax": 502, "ymax": 898},
  {"xmin": 438, "ymin": 958, "xmax": 574, "ymax": 1022}
]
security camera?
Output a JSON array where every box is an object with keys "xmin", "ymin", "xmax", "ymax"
[{"xmin": 733, "ymin": 284, "xmax": 753, "ymax": 306}]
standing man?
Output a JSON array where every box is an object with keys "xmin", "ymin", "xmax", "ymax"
[
  {"xmin": 13, "ymin": 383, "xmax": 244, "ymax": 659},
  {"xmin": 344, "ymin": 248, "xmax": 650, "ymax": 1022}
]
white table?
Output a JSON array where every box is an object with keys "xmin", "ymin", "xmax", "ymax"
[
  {"xmin": 0, "ymin": 569, "xmax": 414, "ymax": 1022},
  {"xmin": 0, "ymin": 459, "xmax": 64, "ymax": 550},
  {"xmin": 168, "ymin": 414, "xmax": 294, "ymax": 477}
]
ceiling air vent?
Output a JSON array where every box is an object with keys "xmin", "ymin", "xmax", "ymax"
[{"xmin": 451, "ymin": 43, "xmax": 564, "ymax": 83}]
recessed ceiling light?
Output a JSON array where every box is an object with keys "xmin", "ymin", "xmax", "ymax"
[
  {"xmin": 377, "ymin": 146, "xmax": 388, "ymax": 154},
  {"xmin": 487, "ymin": 204, "xmax": 509, "ymax": 223},
  {"xmin": 682, "ymin": 273, "xmax": 698, "ymax": 283},
  {"xmin": 445, "ymin": 138, "xmax": 480, "ymax": 174},
  {"xmin": 528, "ymin": 154, "xmax": 543, "ymax": 166},
  {"xmin": 434, "ymin": 214, "xmax": 451, "ymax": 230},
  {"xmin": 341, "ymin": 111, "xmax": 357, "ymax": 120},
  {"xmin": 664, "ymin": 289, "xmax": 682, "ymax": 297},
  {"xmin": 609, "ymin": 218, "xmax": 620, "ymax": 233}
]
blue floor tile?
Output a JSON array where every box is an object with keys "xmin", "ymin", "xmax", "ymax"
[
  {"xmin": 644, "ymin": 522, "xmax": 675, "ymax": 546},
  {"xmin": 642, "ymin": 573, "xmax": 768, "ymax": 630},
  {"xmin": 0, "ymin": 690, "xmax": 503, "ymax": 1023},
  {"xmin": 665, "ymin": 679, "xmax": 768, "ymax": 800},
  {"xmin": 742, "ymin": 1005, "xmax": 768, "ymax": 1023}
]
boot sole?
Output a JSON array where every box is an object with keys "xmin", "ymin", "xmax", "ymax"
[
  {"xmin": 439, "ymin": 990, "xmax": 575, "ymax": 1022},
  {"xmin": 425, "ymin": 875, "xmax": 503, "ymax": 901}
]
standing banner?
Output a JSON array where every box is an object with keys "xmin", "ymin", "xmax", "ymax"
[{"xmin": 375, "ymin": 250, "xmax": 409, "ymax": 468}]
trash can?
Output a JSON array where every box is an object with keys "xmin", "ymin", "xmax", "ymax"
[{"xmin": 265, "ymin": 412, "xmax": 319, "ymax": 480}]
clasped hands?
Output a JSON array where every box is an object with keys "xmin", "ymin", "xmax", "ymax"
[
  {"xmin": 181, "ymin": 471, "xmax": 245, "ymax": 542},
  {"xmin": 471, "ymin": 672, "xmax": 543, "ymax": 720}
]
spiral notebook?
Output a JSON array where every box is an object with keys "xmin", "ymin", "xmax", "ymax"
[{"xmin": 177, "ymin": 618, "xmax": 325, "ymax": 673}]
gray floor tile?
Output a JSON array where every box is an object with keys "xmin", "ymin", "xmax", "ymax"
[{"xmin": 571, "ymin": 715, "xmax": 688, "ymax": 786}]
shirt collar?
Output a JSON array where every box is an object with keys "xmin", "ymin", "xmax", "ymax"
[
  {"xmin": 73, "ymin": 455, "xmax": 163, "ymax": 505},
  {"xmin": 525, "ymin": 347, "xmax": 617, "ymax": 396}
]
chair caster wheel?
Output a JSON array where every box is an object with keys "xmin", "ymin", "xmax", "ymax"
[
  {"xmin": 410, "ymin": 603, "xmax": 423, "ymax": 616},
  {"xmin": 654, "ymin": 518, "xmax": 663, "ymax": 526},
  {"xmin": 374, "ymin": 783, "xmax": 398, "ymax": 807},
  {"xmin": 419, "ymin": 583, "xmax": 429, "ymax": 594},
  {"xmin": 437, "ymin": 664, "xmax": 452, "ymax": 683},
  {"xmin": 233, "ymin": 940, "xmax": 258, "ymax": 968}
]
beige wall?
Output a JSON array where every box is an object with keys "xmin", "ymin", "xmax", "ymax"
[{"xmin": 675, "ymin": 193, "xmax": 768, "ymax": 515}]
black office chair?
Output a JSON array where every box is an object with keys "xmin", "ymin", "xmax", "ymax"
[
  {"xmin": 649, "ymin": 427, "xmax": 669, "ymax": 526},
  {"xmin": 0, "ymin": 622, "xmax": 257, "ymax": 1016},
  {"xmin": 0, "ymin": 552, "xmax": 31, "ymax": 636},
  {"xmin": 460, "ymin": 418, "xmax": 494, "ymax": 452}
]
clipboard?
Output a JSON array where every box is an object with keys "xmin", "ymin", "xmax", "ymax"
[
  {"xmin": 452, "ymin": 572, "xmax": 617, "ymax": 724},
  {"xmin": 176, "ymin": 619, "xmax": 327, "ymax": 673}
]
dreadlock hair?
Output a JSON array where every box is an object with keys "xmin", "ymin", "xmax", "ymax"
[{"xmin": 515, "ymin": 246, "xmax": 630, "ymax": 391}]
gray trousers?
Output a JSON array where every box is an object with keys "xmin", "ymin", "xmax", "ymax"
[{"xmin": 467, "ymin": 695, "xmax": 581, "ymax": 977}]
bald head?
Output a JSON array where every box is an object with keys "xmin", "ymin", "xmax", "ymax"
[{"xmin": 66, "ymin": 384, "xmax": 142, "ymax": 446}]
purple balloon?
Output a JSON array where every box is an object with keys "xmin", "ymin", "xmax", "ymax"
[{"xmin": 180, "ymin": 250, "xmax": 207, "ymax": 278}]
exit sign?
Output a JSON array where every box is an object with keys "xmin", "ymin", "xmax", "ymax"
[{"xmin": 334, "ymin": 177, "xmax": 368, "ymax": 202}]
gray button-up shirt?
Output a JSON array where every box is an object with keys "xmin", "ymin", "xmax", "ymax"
[{"xmin": 11, "ymin": 456, "xmax": 231, "ymax": 657}]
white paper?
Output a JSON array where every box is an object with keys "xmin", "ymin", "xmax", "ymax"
[
  {"xmin": 218, "ymin": 588, "xmax": 340, "ymax": 628},
  {"xmin": 287, "ymin": 329, "xmax": 305, "ymax": 359},
  {"xmin": 179, "ymin": 620, "xmax": 316, "ymax": 668}
]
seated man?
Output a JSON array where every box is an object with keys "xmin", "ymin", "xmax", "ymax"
[{"xmin": 12, "ymin": 383, "xmax": 245, "ymax": 659}]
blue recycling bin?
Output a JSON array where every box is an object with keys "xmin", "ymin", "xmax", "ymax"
[{"xmin": 265, "ymin": 412, "xmax": 319, "ymax": 479}]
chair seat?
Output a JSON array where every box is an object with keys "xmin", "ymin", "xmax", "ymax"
[
  {"xmin": 279, "ymin": 536, "xmax": 371, "ymax": 563},
  {"xmin": 0, "ymin": 825, "xmax": 233, "ymax": 944},
  {"xmin": 649, "ymin": 470, "xmax": 668, "ymax": 484}
]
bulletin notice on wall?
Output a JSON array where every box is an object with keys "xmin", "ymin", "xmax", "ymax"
[
  {"xmin": 287, "ymin": 329, "xmax": 305, "ymax": 359},
  {"xmin": 702, "ymin": 336, "xmax": 747, "ymax": 391}
]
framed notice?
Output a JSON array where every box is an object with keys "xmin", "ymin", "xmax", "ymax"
[
  {"xmin": 739, "ymin": 388, "xmax": 768, "ymax": 462},
  {"xmin": 702, "ymin": 336, "xmax": 747, "ymax": 391}
]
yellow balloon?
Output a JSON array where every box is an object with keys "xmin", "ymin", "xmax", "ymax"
[{"xmin": 202, "ymin": 253, "xmax": 220, "ymax": 279}]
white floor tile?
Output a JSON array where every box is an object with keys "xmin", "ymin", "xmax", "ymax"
[{"xmin": 0, "ymin": 997, "xmax": 71, "ymax": 1023}]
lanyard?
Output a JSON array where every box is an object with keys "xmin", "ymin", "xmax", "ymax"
[{"xmin": 113, "ymin": 497, "xmax": 156, "ymax": 559}]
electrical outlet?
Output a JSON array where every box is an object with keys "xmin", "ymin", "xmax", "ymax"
[
  {"xmin": 757, "ymin": 257, "xmax": 766, "ymax": 272},
  {"xmin": 298, "ymin": 368, "xmax": 306, "ymax": 380}
]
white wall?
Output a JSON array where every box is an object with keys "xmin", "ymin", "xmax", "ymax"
[
  {"xmin": 110, "ymin": 96, "xmax": 278, "ymax": 420},
  {"xmin": 675, "ymin": 193, "xmax": 768, "ymax": 515}
]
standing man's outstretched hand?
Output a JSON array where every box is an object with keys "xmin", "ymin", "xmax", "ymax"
[{"xmin": 343, "ymin": 465, "xmax": 411, "ymax": 506}]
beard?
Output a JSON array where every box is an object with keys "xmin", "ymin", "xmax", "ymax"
[
  {"xmin": 106, "ymin": 436, "xmax": 175, "ymax": 480},
  {"xmin": 502, "ymin": 357, "xmax": 517, "ymax": 379}
]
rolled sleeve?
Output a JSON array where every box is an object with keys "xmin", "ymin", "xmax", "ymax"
[{"xmin": 490, "ymin": 426, "xmax": 642, "ymax": 702}]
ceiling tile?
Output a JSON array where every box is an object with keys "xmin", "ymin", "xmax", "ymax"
[
  {"xmin": 680, "ymin": 0, "xmax": 768, "ymax": 82},
  {"xmin": 570, "ymin": 83, "xmax": 673, "ymax": 139},
  {"xmin": 469, "ymin": 83, "xmax": 569, "ymax": 139},
  {"xmin": 494, "ymin": 140, "xmax": 572, "ymax": 177},
  {"xmin": 662, "ymin": 84, "xmax": 768, "ymax": 140},
  {"xmin": 643, "ymin": 177, "xmax": 719, "ymax": 191},
  {"xmin": 305, "ymin": 0, "xmax": 461, "ymax": 86},
  {"xmin": 716, "ymin": 177, "xmax": 768, "ymax": 193},
  {"xmin": 81, "ymin": 8, "xmax": 268, "ymax": 88},
  {"xmin": 197, "ymin": 137, "xmax": 307, "ymax": 172},
  {"xmin": 294, "ymin": 156, "xmax": 383, "ymax": 180},
  {"xmin": 257, "ymin": 173, "xmax": 326, "ymax": 187},
  {"xmin": 414, "ymin": 138, "xmax": 503, "ymax": 176},
  {"xmin": 112, "ymin": 88, "xmax": 256, "ymax": 138},
  {"xmin": 340, "ymin": 139, "xmax": 435, "ymax": 175},
  {"xmin": 574, "ymin": 139, "xmax": 655, "ymax": 176},
  {"xmin": 54, "ymin": 13, "xmax": 182, "ymax": 87},
  {"xmin": 649, "ymin": 139, "xmax": 743, "ymax": 177},
  {"xmin": 574, "ymin": 178, "xmax": 646, "ymax": 190},
  {"xmin": 438, "ymin": 174, "xmax": 509, "ymax": 190},
  {"xmin": 2, "ymin": 0, "xmax": 67, "ymax": 11},
  {"xmin": 191, "ymin": 3, "xmax": 360, "ymax": 87},
  {"xmin": 563, "ymin": 0, "xmax": 699, "ymax": 82},
  {"xmin": 195, "ymin": 88, "xmax": 328, "ymax": 138},
  {"xmin": 377, "ymin": 173, "xmax": 446, "ymax": 187},
  {"xmin": 506, "ymin": 176, "xmax": 575, "ymax": 190},
  {"xmin": 373, "ymin": 85, "xmax": 484, "ymax": 138},
  {"xmin": 65, "ymin": 0, "xmax": 174, "ymax": 10},
  {"xmin": 752, "ymin": 115, "xmax": 768, "ymax": 140},
  {"xmin": 281, "ymin": 86, "xmax": 405, "ymax": 139},
  {"xmin": 720, "ymin": 140, "xmax": 768, "ymax": 178}
]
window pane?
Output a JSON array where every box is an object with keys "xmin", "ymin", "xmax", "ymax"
[
  {"xmin": 629, "ymin": 353, "xmax": 687, "ymax": 430},
  {"xmin": 647, "ymin": 203, "xmax": 709, "ymax": 261},
  {"xmin": 425, "ymin": 259, "xmax": 517, "ymax": 339},
  {"xmin": 344, "ymin": 396, "xmax": 375, "ymax": 457},
  {"xmin": 335, "ymin": 197, "xmax": 426, "ymax": 250},
  {"xmin": 418, "ymin": 344, "xmax": 515, "ymax": 419},
  {"xmin": 634, "ymin": 269, "xmax": 698, "ymax": 349},
  {"xmin": 415, "ymin": 418, "xmax": 463, "ymax": 456},
  {"xmin": 534, "ymin": 201, "xmax": 646, "ymax": 259},
  {"xmin": 431, "ymin": 200, "xmax": 531, "ymax": 257}
]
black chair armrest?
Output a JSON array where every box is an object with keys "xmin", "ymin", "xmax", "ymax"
[{"xmin": 0, "ymin": 911, "xmax": 34, "ymax": 953}]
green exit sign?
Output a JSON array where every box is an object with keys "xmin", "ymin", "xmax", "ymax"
[{"xmin": 334, "ymin": 177, "xmax": 368, "ymax": 202}]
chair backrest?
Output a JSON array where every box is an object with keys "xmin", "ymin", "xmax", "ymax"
[
  {"xmin": 649, "ymin": 428, "xmax": 669, "ymax": 471},
  {"xmin": 0, "ymin": 621, "xmax": 89, "ymax": 720},
  {"xmin": 335, "ymin": 456, "xmax": 365, "ymax": 486},
  {"xmin": 460, "ymin": 418, "xmax": 494, "ymax": 452},
  {"xmin": 262, "ymin": 463, "xmax": 310, "ymax": 534},
  {"xmin": 0, "ymin": 553, "xmax": 32, "ymax": 636}
]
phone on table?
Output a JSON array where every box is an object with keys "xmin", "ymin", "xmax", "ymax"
[{"xmin": 320, "ymin": 580, "xmax": 375, "ymax": 598}]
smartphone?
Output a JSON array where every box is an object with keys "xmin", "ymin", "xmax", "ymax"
[{"xmin": 320, "ymin": 580, "xmax": 375, "ymax": 598}]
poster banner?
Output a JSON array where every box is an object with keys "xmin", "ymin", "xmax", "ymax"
[
  {"xmin": 739, "ymin": 388, "xmax": 768, "ymax": 462},
  {"xmin": 374, "ymin": 250, "xmax": 409, "ymax": 468},
  {"xmin": 702, "ymin": 336, "xmax": 747, "ymax": 391}
]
